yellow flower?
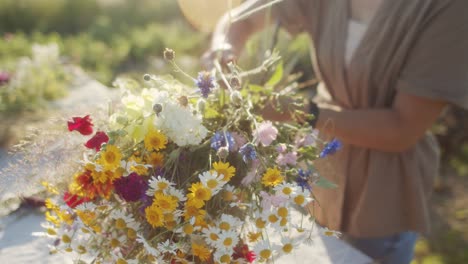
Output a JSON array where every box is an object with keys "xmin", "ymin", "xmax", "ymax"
[
  {"xmin": 98, "ymin": 145, "xmax": 122, "ymax": 171},
  {"xmin": 144, "ymin": 129, "xmax": 167, "ymax": 151},
  {"xmin": 184, "ymin": 204, "xmax": 206, "ymax": 221},
  {"xmin": 262, "ymin": 167, "xmax": 284, "ymax": 187},
  {"xmin": 130, "ymin": 164, "xmax": 148, "ymax": 175},
  {"xmin": 145, "ymin": 205, "xmax": 164, "ymax": 228},
  {"xmin": 192, "ymin": 243, "xmax": 211, "ymax": 261},
  {"xmin": 188, "ymin": 182, "xmax": 212, "ymax": 202},
  {"xmin": 153, "ymin": 193, "xmax": 178, "ymax": 213},
  {"xmin": 248, "ymin": 232, "xmax": 262, "ymax": 243},
  {"xmin": 212, "ymin": 161, "xmax": 236, "ymax": 181},
  {"xmin": 146, "ymin": 152, "xmax": 164, "ymax": 168}
]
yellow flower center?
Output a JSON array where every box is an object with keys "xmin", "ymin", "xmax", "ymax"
[
  {"xmin": 62, "ymin": 235, "xmax": 71, "ymax": 244},
  {"xmin": 127, "ymin": 228, "xmax": 137, "ymax": 240},
  {"xmin": 260, "ymin": 249, "xmax": 272, "ymax": 259},
  {"xmin": 220, "ymin": 254, "xmax": 231, "ymax": 263},
  {"xmin": 210, "ymin": 233, "xmax": 219, "ymax": 241},
  {"xmin": 278, "ymin": 207, "xmax": 288, "ymax": 218},
  {"xmin": 115, "ymin": 218, "xmax": 126, "ymax": 229},
  {"xmin": 219, "ymin": 222, "xmax": 230, "ymax": 231},
  {"xmin": 183, "ymin": 224, "xmax": 194, "ymax": 235},
  {"xmin": 294, "ymin": 195, "xmax": 305, "ymax": 205},
  {"xmin": 207, "ymin": 179, "xmax": 218, "ymax": 189},
  {"xmin": 280, "ymin": 218, "xmax": 288, "ymax": 227},
  {"xmin": 282, "ymin": 187, "xmax": 292, "ymax": 195},
  {"xmin": 223, "ymin": 237, "xmax": 233, "ymax": 247},
  {"xmin": 157, "ymin": 182, "xmax": 168, "ymax": 190},
  {"xmin": 283, "ymin": 243, "xmax": 293, "ymax": 253},
  {"xmin": 110, "ymin": 238, "xmax": 120, "ymax": 248},
  {"xmin": 255, "ymin": 218, "xmax": 266, "ymax": 229},
  {"xmin": 268, "ymin": 214, "xmax": 279, "ymax": 223}
]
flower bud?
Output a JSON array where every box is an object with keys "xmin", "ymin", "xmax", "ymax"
[
  {"xmin": 153, "ymin": 103, "xmax": 163, "ymax": 115},
  {"xmin": 178, "ymin": 96, "xmax": 189, "ymax": 107},
  {"xmin": 229, "ymin": 76, "xmax": 241, "ymax": 89},
  {"xmin": 217, "ymin": 146, "xmax": 229, "ymax": 160},
  {"xmin": 163, "ymin": 48, "xmax": 175, "ymax": 61},
  {"xmin": 197, "ymin": 99, "xmax": 206, "ymax": 114},
  {"xmin": 143, "ymin": 74, "xmax": 152, "ymax": 82},
  {"xmin": 230, "ymin": 91, "xmax": 242, "ymax": 106}
]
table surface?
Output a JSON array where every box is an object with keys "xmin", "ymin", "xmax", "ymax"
[{"xmin": 0, "ymin": 210, "xmax": 372, "ymax": 264}]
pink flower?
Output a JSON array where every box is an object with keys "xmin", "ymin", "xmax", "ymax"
[
  {"xmin": 68, "ymin": 115, "xmax": 93, "ymax": 135},
  {"xmin": 254, "ymin": 121, "xmax": 278, "ymax": 146},
  {"xmin": 85, "ymin": 131, "xmax": 109, "ymax": 151},
  {"xmin": 241, "ymin": 159, "xmax": 261, "ymax": 185},
  {"xmin": 276, "ymin": 151, "xmax": 298, "ymax": 166},
  {"xmin": 260, "ymin": 191, "xmax": 288, "ymax": 208},
  {"xmin": 276, "ymin": 143, "xmax": 287, "ymax": 153},
  {"xmin": 295, "ymin": 130, "xmax": 319, "ymax": 147}
]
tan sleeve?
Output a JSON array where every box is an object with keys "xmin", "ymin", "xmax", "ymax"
[
  {"xmin": 396, "ymin": 0, "xmax": 468, "ymax": 109},
  {"xmin": 271, "ymin": 0, "xmax": 320, "ymax": 36}
]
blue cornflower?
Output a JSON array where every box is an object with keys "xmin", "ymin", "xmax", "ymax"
[
  {"xmin": 239, "ymin": 143, "xmax": 257, "ymax": 163},
  {"xmin": 296, "ymin": 169, "xmax": 312, "ymax": 191},
  {"xmin": 195, "ymin": 71, "xmax": 216, "ymax": 98},
  {"xmin": 211, "ymin": 131, "xmax": 235, "ymax": 152},
  {"xmin": 319, "ymin": 138, "xmax": 342, "ymax": 158}
]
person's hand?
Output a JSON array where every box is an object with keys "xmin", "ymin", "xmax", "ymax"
[{"xmin": 201, "ymin": 44, "xmax": 237, "ymax": 70}]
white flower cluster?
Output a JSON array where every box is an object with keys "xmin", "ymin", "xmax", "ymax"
[{"xmin": 152, "ymin": 91, "xmax": 208, "ymax": 147}]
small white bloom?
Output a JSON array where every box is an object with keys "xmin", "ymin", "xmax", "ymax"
[
  {"xmin": 202, "ymin": 226, "xmax": 222, "ymax": 247},
  {"xmin": 199, "ymin": 171, "xmax": 226, "ymax": 195},
  {"xmin": 291, "ymin": 188, "xmax": 313, "ymax": 207},
  {"xmin": 253, "ymin": 241, "xmax": 275, "ymax": 261},
  {"xmin": 215, "ymin": 230, "xmax": 239, "ymax": 252},
  {"xmin": 274, "ymin": 183, "xmax": 298, "ymax": 198},
  {"xmin": 157, "ymin": 239, "xmax": 178, "ymax": 255},
  {"xmin": 322, "ymin": 227, "xmax": 342, "ymax": 238},
  {"xmin": 146, "ymin": 176, "xmax": 175, "ymax": 196},
  {"xmin": 136, "ymin": 234, "xmax": 160, "ymax": 257},
  {"xmin": 218, "ymin": 214, "xmax": 242, "ymax": 231}
]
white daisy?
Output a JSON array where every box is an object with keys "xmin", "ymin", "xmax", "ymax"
[
  {"xmin": 157, "ymin": 239, "xmax": 178, "ymax": 255},
  {"xmin": 215, "ymin": 230, "xmax": 239, "ymax": 252},
  {"xmin": 322, "ymin": 227, "xmax": 342, "ymax": 238},
  {"xmin": 167, "ymin": 186, "xmax": 186, "ymax": 202},
  {"xmin": 146, "ymin": 175, "xmax": 174, "ymax": 196},
  {"xmin": 279, "ymin": 236, "xmax": 300, "ymax": 255},
  {"xmin": 290, "ymin": 188, "xmax": 313, "ymax": 207},
  {"xmin": 218, "ymin": 214, "xmax": 242, "ymax": 231},
  {"xmin": 213, "ymin": 249, "xmax": 234, "ymax": 264},
  {"xmin": 202, "ymin": 226, "xmax": 222, "ymax": 247},
  {"xmin": 199, "ymin": 171, "xmax": 226, "ymax": 195},
  {"xmin": 136, "ymin": 234, "xmax": 160, "ymax": 257},
  {"xmin": 274, "ymin": 183, "xmax": 298, "ymax": 198},
  {"xmin": 253, "ymin": 241, "xmax": 275, "ymax": 261}
]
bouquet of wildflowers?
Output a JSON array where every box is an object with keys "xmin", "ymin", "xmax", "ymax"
[{"xmin": 40, "ymin": 49, "xmax": 341, "ymax": 263}]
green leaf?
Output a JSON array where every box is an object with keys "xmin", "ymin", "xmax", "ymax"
[
  {"xmin": 204, "ymin": 106, "xmax": 220, "ymax": 119},
  {"xmin": 266, "ymin": 61, "xmax": 283, "ymax": 87},
  {"xmin": 315, "ymin": 176, "xmax": 338, "ymax": 189}
]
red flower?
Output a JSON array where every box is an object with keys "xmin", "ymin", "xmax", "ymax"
[
  {"xmin": 233, "ymin": 244, "xmax": 256, "ymax": 263},
  {"xmin": 68, "ymin": 115, "xmax": 93, "ymax": 135},
  {"xmin": 63, "ymin": 192, "xmax": 89, "ymax": 208},
  {"xmin": 85, "ymin": 131, "xmax": 109, "ymax": 151}
]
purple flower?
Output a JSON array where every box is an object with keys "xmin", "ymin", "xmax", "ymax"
[
  {"xmin": 319, "ymin": 138, "xmax": 342, "ymax": 158},
  {"xmin": 114, "ymin": 173, "xmax": 148, "ymax": 202},
  {"xmin": 239, "ymin": 143, "xmax": 257, "ymax": 163},
  {"xmin": 296, "ymin": 169, "xmax": 312, "ymax": 191},
  {"xmin": 211, "ymin": 131, "xmax": 235, "ymax": 152},
  {"xmin": 195, "ymin": 71, "xmax": 216, "ymax": 98},
  {"xmin": 0, "ymin": 71, "xmax": 10, "ymax": 86}
]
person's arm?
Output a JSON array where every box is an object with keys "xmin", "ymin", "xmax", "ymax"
[{"xmin": 316, "ymin": 92, "xmax": 447, "ymax": 152}]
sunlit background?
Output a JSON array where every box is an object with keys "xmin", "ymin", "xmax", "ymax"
[{"xmin": 0, "ymin": 1, "xmax": 466, "ymax": 263}]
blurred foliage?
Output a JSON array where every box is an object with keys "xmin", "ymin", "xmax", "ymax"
[
  {"xmin": 0, "ymin": 43, "xmax": 69, "ymax": 114},
  {"xmin": 0, "ymin": 0, "xmax": 207, "ymax": 84}
]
